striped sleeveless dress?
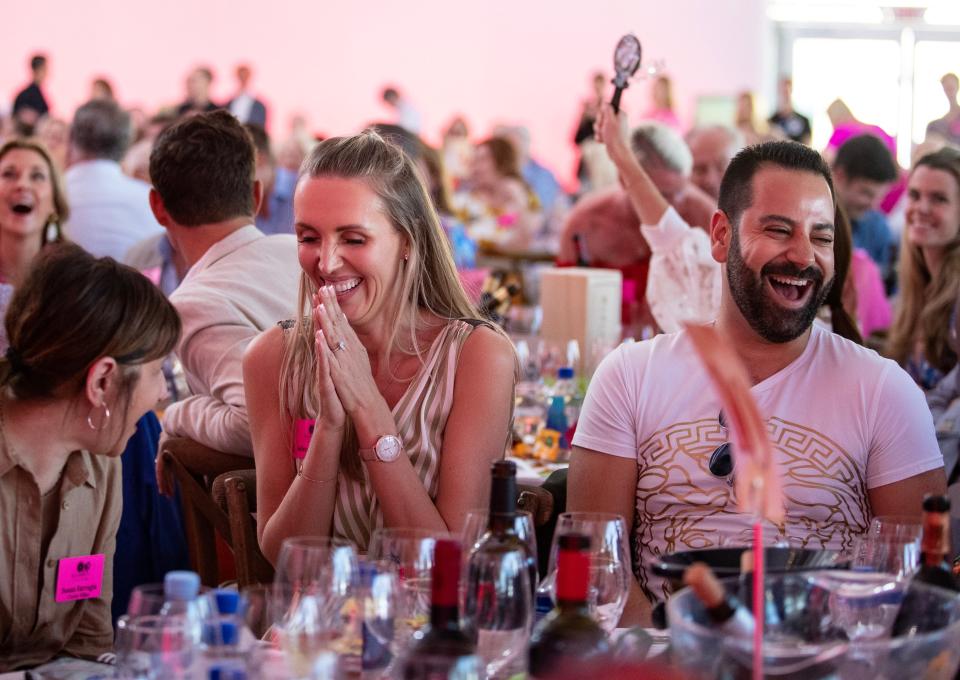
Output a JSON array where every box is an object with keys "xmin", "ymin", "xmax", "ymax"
[{"xmin": 332, "ymin": 319, "xmax": 487, "ymax": 551}]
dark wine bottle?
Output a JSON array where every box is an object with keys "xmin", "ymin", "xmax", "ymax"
[
  {"xmin": 527, "ymin": 533, "xmax": 609, "ymax": 679},
  {"xmin": 463, "ymin": 461, "xmax": 538, "ymax": 677},
  {"xmin": 466, "ymin": 460, "xmax": 539, "ymax": 603},
  {"xmin": 892, "ymin": 494, "xmax": 959, "ymax": 637},
  {"xmin": 402, "ymin": 539, "xmax": 480, "ymax": 680}
]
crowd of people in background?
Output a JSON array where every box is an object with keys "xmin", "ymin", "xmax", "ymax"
[{"xmin": 2, "ymin": 48, "xmax": 960, "ymax": 668}]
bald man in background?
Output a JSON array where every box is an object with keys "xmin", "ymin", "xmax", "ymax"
[{"xmin": 685, "ymin": 125, "xmax": 743, "ymax": 200}]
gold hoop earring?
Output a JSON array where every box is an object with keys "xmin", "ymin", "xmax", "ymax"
[{"xmin": 86, "ymin": 403, "xmax": 111, "ymax": 431}]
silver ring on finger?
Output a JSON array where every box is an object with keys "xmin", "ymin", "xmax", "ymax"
[{"xmin": 333, "ymin": 340, "xmax": 347, "ymax": 352}]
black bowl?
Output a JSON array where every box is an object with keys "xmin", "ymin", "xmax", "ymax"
[{"xmin": 652, "ymin": 546, "xmax": 848, "ymax": 593}]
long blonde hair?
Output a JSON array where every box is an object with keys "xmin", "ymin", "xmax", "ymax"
[
  {"xmin": 279, "ymin": 131, "xmax": 481, "ymax": 479},
  {"xmin": 887, "ymin": 148, "xmax": 960, "ymax": 374}
]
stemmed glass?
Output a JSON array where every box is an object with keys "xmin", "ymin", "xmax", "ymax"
[
  {"xmin": 544, "ymin": 512, "xmax": 631, "ymax": 633},
  {"xmin": 462, "ymin": 511, "xmax": 537, "ymax": 678},
  {"xmin": 817, "ymin": 517, "xmax": 924, "ymax": 642},
  {"xmin": 816, "ymin": 529, "xmax": 919, "ymax": 642},
  {"xmin": 367, "ymin": 528, "xmax": 454, "ymax": 667},
  {"xmin": 271, "ymin": 537, "xmax": 358, "ymax": 679},
  {"xmin": 461, "ymin": 510, "xmax": 538, "ymax": 583},
  {"xmin": 117, "ymin": 582, "xmax": 213, "ymax": 678},
  {"xmin": 126, "ymin": 582, "xmax": 210, "ymax": 617},
  {"xmin": 865, "ymin": 515, "xmax": 923, "ymax": 545},
  {"xmin": 357, "ymin": 559, "xmax": 399, "ymax": 675},
  {"xmin": 115, "ymin": 615, "xmax": 196, "ymax": 679},
  {"xmin": 853, "ymin": 516, "xmax": 923, "ymax": 579}
]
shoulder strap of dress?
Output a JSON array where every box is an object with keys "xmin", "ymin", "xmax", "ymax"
[{"xmin": 455, "ymin": 317, "xmax": 498, "ymax": 331}]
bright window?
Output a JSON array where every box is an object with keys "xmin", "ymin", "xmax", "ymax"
[{"xmin": 790, "ymin": 37, "xmax": 902, "ymax": 152}]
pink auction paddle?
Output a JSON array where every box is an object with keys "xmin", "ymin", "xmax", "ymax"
[{"xmin": 685, "ymin": 323, "xmax": 785, "ymax": 680}]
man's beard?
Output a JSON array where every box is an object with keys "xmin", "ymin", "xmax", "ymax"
[{"xmin": 726, "ymin": 233, "xmax": 833, "ymax": 344}]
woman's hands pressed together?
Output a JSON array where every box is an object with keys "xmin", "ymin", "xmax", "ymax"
[
  {"xmin": 313, "ymin": 285, "xmax": 387, "ymax": 423},
  {"xmin": 312, "ymin": 289, "xmax": 345, "ymax": 430}
]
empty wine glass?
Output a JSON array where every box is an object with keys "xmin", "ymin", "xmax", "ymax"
[
  {"xmin": 271, "ymin": 537, "xmax": 358, "ymax": 679},
  {"xmin": 464, "ymin": 545, "xmax": 533, "ymax": 679},
  {"xmin": 357, "ymin": 559, "xmax": 399, "ymax": 674},
  {"xmin": 126, "ymin": 582, "xmax": 210, "ymax": 617},
  {"xmin": 867, "ymin": 515, "xmax": 923, "ymax": 544},
  {"xmin": 240, "ymin": 584, "xmax": 274, "ymax": 641},
  {"xmin": 462, "ymin": 510, "xmax": 538, "ymax": 571},
  {"xmin": 546, "ymin": 512, "xmax": 631, "ymax": 633},
  {"xmin": 368, "ymin": 528, "xmax": 454, "ymax": 667},
  {"xmin": 115, "ymin": 614, "xmax": 196, "ymax": 679},
  {"xmin": 537, "ymin": 340, "xmax": 564, "ymax": 380},
  {"xmin": 851, "ymin": 532, "xmax": 921, "ymax": 580}
]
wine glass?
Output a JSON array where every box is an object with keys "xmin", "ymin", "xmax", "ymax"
[
  {"xmin": 368, "ymin": 528, "xmax": 454, "ymax": 665},
  {"xmin": 357, "ymin": 559, "xmax": 399, "ymax": 674},
  {"xmin": 239, "ymin": 583, "xmax": 274, "ymax": 640},
  {"xmin": 819, "ymin": 525, "xmax": 920, "ymax": 643},
  {"xmin": 126, "ymin": 582, "xmax": 210, "ymax": 617},
  {"xmin": 850, "ymin": 533, "xmax": 921, "ymax": 580},
  {"xmin": 852, "ymin": 515, "xmax": 923, "ymax": 581},
  {"xmin": 115, "ymin": 614, "xmax": 196, "ymax": 679},
  {"xmin": 463, "ymin": 542, "xmax": 533, "ymax": 678},
  {"xmin": 537, "ymin": 340, "xmax": 564, "ymax": 381},
  {"xmin": 271, "ymin": 537, "xmax": 358, "ymax": 679},
  {"xmin": 545, "ymin": 512, "xmax": 631, "ymax": 633},
  {"xmin": 866, "ymin": 515, "xmax": 923, "ymax": 544},
  {"xmin": 462, "ymin": 510, "xmax": 538, "ymax": 570},
  {"xmin": 239, "ymin": 583, "xmax": 289, "ymax": 679}
]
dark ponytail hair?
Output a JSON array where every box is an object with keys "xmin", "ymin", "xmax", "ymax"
[{"xmin": 0, "ymin": 243, "xmax": 181, "ymax": 401}]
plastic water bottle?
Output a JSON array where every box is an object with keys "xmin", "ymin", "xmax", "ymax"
[
  {"xmin": 554, "ymin": 366, "xmax": 583, "ymax": 449},
  {"xmin": 545, "ymin": 396, "xmax": 568, "ymax": 451},
  {"xmin": 202, "ymin": 589, "xmax": 240, "ymax": 646},
  {"xmin": 159, "ymin": 570, "xmax": 204, "ymax": 676},
  {"xmin": 534, "ymin": 575, "xmax": 555, "ymax": 625}
]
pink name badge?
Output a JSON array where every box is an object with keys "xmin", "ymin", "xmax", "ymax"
[
  {"xmin": 293, "ymin": 418, "xmax": 315, "ymax": 460},
  {"xmin": 55, "ymin": 554, "xmax": 105, "ymax": 603}
]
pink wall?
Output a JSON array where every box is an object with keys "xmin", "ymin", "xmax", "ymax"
[{"xmin": 4, "ymin": 0, "xmax": 768, "ymax": 186}]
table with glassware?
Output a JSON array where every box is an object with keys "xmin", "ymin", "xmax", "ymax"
[{"xmin": 18, "ymin": 496, "xmax": 948, "ymax": 680}]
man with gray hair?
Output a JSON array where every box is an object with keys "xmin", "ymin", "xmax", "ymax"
[
  {"xmin": 558, "ymin": 121, "xmax": 714, "ymax": 268},
  {"xmin": 686, "ymin": 125, "xmax": 744, "ymax": 200},
  {"xmin": 64, "ymin": 99, "xmax": 163, "ymax": 260}
]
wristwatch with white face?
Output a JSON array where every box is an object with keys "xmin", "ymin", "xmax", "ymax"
[{"xmin": 359, "ymin": 435, "xmax": 403, "ymax": 463}]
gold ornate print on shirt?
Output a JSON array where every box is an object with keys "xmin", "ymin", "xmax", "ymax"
[{"xmin": 634, "ymin": 416, "xmax": 870, "ymax": 602}]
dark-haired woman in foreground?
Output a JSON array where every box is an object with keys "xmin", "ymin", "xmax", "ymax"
[{"xmin": 0, "ymin": 244, "xmax": 180, "ymax": 670}]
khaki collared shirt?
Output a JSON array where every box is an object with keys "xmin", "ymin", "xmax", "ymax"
[{"xmin": 0, "ymin": 436, "xmax": 121, "ymax": 670}]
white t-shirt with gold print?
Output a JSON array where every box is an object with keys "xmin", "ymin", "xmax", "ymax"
[{"xmin": 573, "ymin": 324, "xmax": 943, "ymax": 603}]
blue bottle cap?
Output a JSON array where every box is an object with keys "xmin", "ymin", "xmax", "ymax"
[
  {"xmin": 213, "ymin": 588, "xmax": 241, "ymax": 614},
  {"xmin": 202, "ymin": 619, "xmax": 240, "ymax": 646},
  {"xmin": 557, "ymin": 366, "xmax": 575, "ymax": 380},
  {"xmin": 219, "ymin": 620, "xmax": 239, "ymax": 645},
  {"xmin": 209, "ymin": 665, "xmax": 246, "ymax": 680},
  {"xmin": 164, "ymin": 571, "xmax": 200, "ymax": 601}
]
